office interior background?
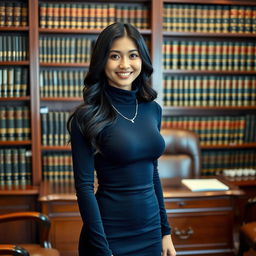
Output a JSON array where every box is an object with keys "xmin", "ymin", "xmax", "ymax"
[{"xmin": 0, "ymin": 0, "xmax": 255, "ymax": 256}]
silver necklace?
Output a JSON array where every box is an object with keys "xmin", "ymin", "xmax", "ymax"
[{"xmin": 112, "ymin": 99, "xmax": 138, "ymax": 123}]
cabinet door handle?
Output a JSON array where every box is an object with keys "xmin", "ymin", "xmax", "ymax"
[
  {"xmin": 177, "ymin": 201, "xmax": 186, "ymax": 207},
  {"xmin": 173, "ymin": 227, "xmax": 194, "ymax": 240}
]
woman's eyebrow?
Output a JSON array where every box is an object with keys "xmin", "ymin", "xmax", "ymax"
[{"xmin": 109, "ymin": 49, "xmax": 139, "ymax": 53}]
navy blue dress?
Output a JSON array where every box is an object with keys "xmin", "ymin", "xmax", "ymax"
[{"xmin": 70, "ymin": 84, "xmax": 171, "ymax": 256}]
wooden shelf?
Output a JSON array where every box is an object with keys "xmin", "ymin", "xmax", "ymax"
[
  {"xmin": 163, "ymin": 70, "xmax": 256, "ymax": 75},
  {"xmin": 200, "ymin": 143, "xmax": 256, "ymax": 150},
  {"xmin": 0, "ymin": 140, "xmax": 32, "ymax": 146},
  {"xmin": 39, "ymin": 28, "xmax": 151, "ymax": 35},
  {"xmin": 163, "ymin": 106, "xmax": 256, "ymax": 116},
  {"xmin": 40, "ymin": 62, "xmax": 89, "ymax": 67},
  {"xmin": 0, "ymin": 26, "xmax": 29, "ymax": 31},
  {"xmin": 41, "ymin": 145, "xmax": 71, "ymax": 151},
  {"xmin": 163, "ymin": 31, "xmax": 256, "ymax": 38},
  {"xmin": 163, "ymin": 0, "xmax": 256, "ymax": 5},
  {"xmin": 0, "ymin": 96, "xmax": 30, "ymax": 101},
  {"xmin": 41, "ymin": 97, "xmax": 82, "ymax": 101},
  {"xmin": 0, "ymin": 61, "xmax": 29, "ymax": 65},
  {"xmin": 0, "ymin": 185, "xmax": 39, "ymax": 195},
  {"xmin": 221, "ymin": 176, "xmax": 256, "ymax": 187}
]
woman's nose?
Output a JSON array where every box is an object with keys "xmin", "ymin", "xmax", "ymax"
[{"xmin": 119, "ymin": 57, "xmax": 129, "ymax": 69}]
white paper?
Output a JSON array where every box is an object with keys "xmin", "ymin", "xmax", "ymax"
[{"xmin": 182, "ymin": 178, "xmax": 229, "ymax": 191}]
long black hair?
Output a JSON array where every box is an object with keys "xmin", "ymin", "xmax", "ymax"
[{"xmin": 67, "ymin": 22, "xmax": 157, "ymax": 152}]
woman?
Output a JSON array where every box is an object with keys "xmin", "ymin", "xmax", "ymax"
[{"xmin": 68, "ymin": 22, "xmax": 176, "ymax": 256}]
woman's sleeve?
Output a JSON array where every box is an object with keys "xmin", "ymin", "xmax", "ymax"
[
  {"xmin": 153, "ymin": 103, "xmax": 172, "ymax": 236},
  {"xmin": 70, "ymin": 118, "xmax": 113, "ymax": 256}
]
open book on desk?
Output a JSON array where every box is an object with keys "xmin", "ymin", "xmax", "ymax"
[{"xmin": 181, "ymin": 178, "xmax": 229, "ymax": 192}]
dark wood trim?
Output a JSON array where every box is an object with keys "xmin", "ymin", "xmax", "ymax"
[
  {"xmin": 151, "ymin": 0, "xmax": 163, "ymax": 105},
  {"xmin": 39, "ymin": 28, "xmax": 151, "ymax": 35},
  {"xmin": 163, "ymin": 70, "xmax": 256, "ymax": 75},
  {"xmin": 0, "ymin": 185, "xmax": 38, "ymax": 195},
  {"xmin": 200, "ymin": 143, "xmax": 256, "ymax": 150},
  {"xmin": 40, "ymin": 62, "xmax": 89, "ymax": 67},
  {"xmin": 41, "ymin": 146, "xmax": 71, "ymax": 151},
  {"xmin": 41, "ymin": 97, "xmax": 82, "ymax": 101},
  {"xmin": 162, "ymin": 106, "xmax": 256, "ymax": 116},
  {"xmin": 163, "ymin": 31, "xmax": 256, "ymax": 38},
  {"xmin": 29, "ymin": 0, "xmax": 41, "ymax": 185},
  {"xmin": 0, "ymin": 141, "xmax": 32, "ymax": 146},
  {"xmin": 0, "ymin": 26, "xmax": 29, "ymax": 31},
  {"xmin": 0, "ymin": 61, "xmax": 29, "ymax": 65},
  {"xmin": 163, "ymin": 0, "xmax": 256, "ymax": 5},
  {"xmin": 0, "ymin": 97, "xmax": 30, "ymax": 101}
]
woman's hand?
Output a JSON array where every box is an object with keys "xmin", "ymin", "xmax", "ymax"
[{"xmin": 162, "ymin": 234, "xmax": 176, "ymax": 256}]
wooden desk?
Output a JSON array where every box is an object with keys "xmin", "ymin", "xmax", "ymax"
[
  {"xmin": 162, "ymin": 177, "xmax": 243, "ymax": 256},
  {"xmin": 39, "ymin": 178, "xmax": 243, "ymax": 256}
]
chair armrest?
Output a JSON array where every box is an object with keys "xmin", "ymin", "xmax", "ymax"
[
  {"xmin": 0, "ymin": 244, "xmax": 29, "ymax": 256},
  {"xmin": 0, "ymin": 212, "xmax": 51, "ymax": 248}
]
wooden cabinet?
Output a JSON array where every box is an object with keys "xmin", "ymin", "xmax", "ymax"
[
  {"xmin": 165, "ymin": 197, "xmax": 235, "ymax": 255},
  {"xmin": 39, "ymin": 181, "xmax": 82, "ymax": 256},
  {"xmin": 162, "ymin": 178, "xmax": 243, "ymax": 256}
]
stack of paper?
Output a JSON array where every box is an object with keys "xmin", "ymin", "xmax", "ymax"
[{"xmin": 181, "ymin": 179, "xmax": 229, "ymax": 192}]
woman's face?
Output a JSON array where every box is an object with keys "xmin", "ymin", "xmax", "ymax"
[{"xmin": 105, "ymin": 36, "xmax": 142, "ymax": 91}]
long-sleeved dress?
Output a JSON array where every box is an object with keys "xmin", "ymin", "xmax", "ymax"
[{"xmin": 70, "ymin": 84, "xmax": 171, "ymax": 256}]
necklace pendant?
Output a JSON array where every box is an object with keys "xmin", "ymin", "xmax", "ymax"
[{"xmin": 131, "ymin": 119, "xmax": 135, "ymax": 123}]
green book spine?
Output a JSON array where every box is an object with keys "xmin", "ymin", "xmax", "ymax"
[
  {"xmin": 39, "ymin": 2, "xmax": 47, "ymax": 28},
  {"xmin": 23, "ymin": 107, "xmax": 30, "ymax": 140},
  {"xmin": 15, "ymin": 106, "xmax": 23, "ymax": 141},
  {"xmin": 4, "ymin": 149, "xmax": 13, "ymax": 186},
  {"xmin": 21, "ymin": 3, "xmax": 28, "ymax": 26},
  {"xmin": 12, "ymin": 149, "xmax": 19, "ymax": 186},
  {"xmin": 0, "ymin": 150, "xmax": 4, "ymax": 186},
  {"xmin": 19, "ymin": 148, "xmax": 27, "ymax": 185}
]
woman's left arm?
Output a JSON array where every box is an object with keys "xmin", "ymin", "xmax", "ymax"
[
  {"xmin": 153, "ymin": 102, "xmax": 176, "ymax": 256},
  {"xmin": 153, "ymin": 161, "xmax": 176, "ymax": 256}
]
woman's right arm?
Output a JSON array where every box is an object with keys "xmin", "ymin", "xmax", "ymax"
[{"xmin": 70, "ymin": 118, "xmax": 113, "ymax": 256}]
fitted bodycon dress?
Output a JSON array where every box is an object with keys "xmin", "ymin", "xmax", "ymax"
[{"xmin": 70, "ymin": 84, "xmax": 171, "ymax": 256}]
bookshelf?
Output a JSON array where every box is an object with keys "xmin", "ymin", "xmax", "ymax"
[
  {"xmin": 0, "ymin": 0, "xmax": 255, "ymax": 255},
  {"xmin": 161, "ymin": 0, "xmax": 256, "ymax": 176},
  {"xmin": 0, "ymin": 0, "xmax": 255, "ymax": 189}
]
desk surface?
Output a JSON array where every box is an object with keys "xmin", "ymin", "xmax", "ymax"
[{"xmin": 39, "ymin": 176, "xmax": 244, "ymax": 202}]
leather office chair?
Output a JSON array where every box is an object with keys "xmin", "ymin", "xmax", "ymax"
[
  {"xmin": 0, "ymin": 212, "xmax": 60, "ymax": 256},
  {"xmin": 238, "ymin": 197, "xmax": 256, "ymax": 256},
  {"xmin": 159, "ymin": 129, "xmax": 201, "ymax": 186}
]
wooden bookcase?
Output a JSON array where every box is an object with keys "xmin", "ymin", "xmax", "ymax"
[{"xmin": 0, "ymin": 0, "xmax": 256, "ymax": 254}]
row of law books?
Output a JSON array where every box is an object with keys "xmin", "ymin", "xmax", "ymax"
[
  {"xmin": 43, "ymin": 152, "xmax": 73, "ymax": 182},
  {"xmin": 163, "ymin": 40, "xmax": 256, "ymax": 71},
  {"xmin": 40, "ymin": 69, "xmax": 85, "ymax": 98},
  {"xmin": 0, "ymin": 2, "xmax": 28, "ymax": 27},
  {"xmin": 0, "ymin": 35, "xmax": 28, "ymax": 61},
  {"xmin": 0, "ymin": 106, "xmax": 30, "ymax": 141},
  {"xmin": 0, "ymin": 148, "xmax": 31, "ymax": 186},
  {"xmin": 41, "ymin": 110, "xmax": 70, "ymax": 146},
  {"xmin": 202, "ymin": 149, "xmax": 256, "ymax": 176},
  {"xmin": 162, "ymin": 115, "xmax": 256, "ymax": 145},
  {"xmin": 163, "ymin": 4, "xmax": 256, "ymax": 33},
  {"xmin": 39, "ymin": 36, "xmax": 94, "ymax": 63},
  {"xmin": 39, "ymin": 2, "xmax": 149, "ymax": 30},
  {"xmin": 0, "ymin": 67, "xmax": 28, "ymax": 97},
  {"xmin": 163, "ymin": 75, "xmax": 256, "ymax": 107}
]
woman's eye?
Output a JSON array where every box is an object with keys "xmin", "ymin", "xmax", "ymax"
[
  {"xmin": 130, "ymin": 53, "xmax": 139, "ymax": 59},
  {"xmin": 110, "ymin": 54, "xmax": 120, "ymax": 60}
]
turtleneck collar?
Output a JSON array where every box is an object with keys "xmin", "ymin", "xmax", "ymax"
[{"xmin": 105, "ymin": 84, "xmax": 138, "ymax": 105}]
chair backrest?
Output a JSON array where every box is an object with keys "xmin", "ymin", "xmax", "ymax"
[{"xmin": 159, "ymin": 129, "xmax": 201, "ymax": 186}]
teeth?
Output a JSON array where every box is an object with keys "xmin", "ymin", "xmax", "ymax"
[{"xmin": 117, "ymin": 72, "xmax": 130, "ymax": 76}]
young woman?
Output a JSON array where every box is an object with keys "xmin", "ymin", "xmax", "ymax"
[{"xmin": 68, "ymin": 22, "xmax": 176, "ymax": 256}]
